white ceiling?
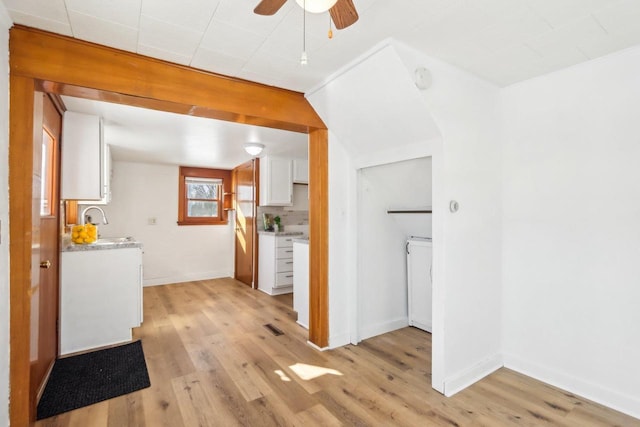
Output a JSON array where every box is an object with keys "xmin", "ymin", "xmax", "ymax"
[
  {"xmin": 6, "ymin": 0, "xmax": 640, "ymax": 169},
  {"xmin": 61, "ymin": 96, "xmax": 308, "ymax": 169},
  {"xmin": 4, "ymin": 0, "xmax": 640, "ymax": 91}
]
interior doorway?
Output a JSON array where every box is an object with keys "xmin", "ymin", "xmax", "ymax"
[
  {"xmin": 356, "ymin": 156, "xmax": 433, "ymax": 341},
  {"xmin": 9, "ymin": 27, "xmax": 329, "ymax": 425},
  {"xmin": 352, "ymin": 151, "xmax": 445, "ymax": 394}
]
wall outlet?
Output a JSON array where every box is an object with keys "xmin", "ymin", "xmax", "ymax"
[{"xmin": 148, "ymin": 217, "xmax": 157, "ymax": 225}]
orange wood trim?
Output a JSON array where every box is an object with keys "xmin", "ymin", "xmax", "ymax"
[
  {"xmin": 46, "ymin": 92, "xmax": 66, "ymax": 116},
  {"xmin": 41, "ymin": 82, "xmax": 315, "ymax": 134},
  {"xmin": 308, "ymin": 129, "xmax": 329, "ymax": 348},
  {"xmin": 42, "ymin": 92, "xmax": 61, "ymax": 218},
  {"xmin": 10, "ymin": 26, "xmax": 326, "ymax": 133},
  {"xmin": 65, "ymin": 200, "xmax": 78, "ymax": 226},
  {"xmin": 254, "ymin": 158, "xmax": 260, "ymax": 289},
  {"xmin": 255, "ymin": 158, "xmax": 261, "ymax": 207},
  {"xmin": 9, "ymin": 74, "xmax": 35, "ymax": 427}
]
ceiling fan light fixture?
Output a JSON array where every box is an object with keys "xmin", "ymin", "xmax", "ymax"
[
  {"xmin": 295, "ymin": 0, "xmax": 337, "ymax": 13},
  {"xmin": 244, "ymin": 143, "xmax": 265, "ymax": 156}
]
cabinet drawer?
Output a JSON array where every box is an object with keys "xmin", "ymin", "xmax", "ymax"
[
  {"xmin": 276, "ymin": 236, "xmax": 294, "ymax": 248},
  {"xmin": 276, "ymin": 258, "xmax": 294, "ymax": 272},
  {"xmin": 276, "ymin": 247, "xmax": 294, "ymax": 259},
  {"xmin": 275, "ymin": 271, "xmax": 294, "ymax": 287}
]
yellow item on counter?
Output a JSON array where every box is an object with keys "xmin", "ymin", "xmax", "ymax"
[{"xmin": 72, "ymin": 224, "xmax": 98, "ymax": 244}]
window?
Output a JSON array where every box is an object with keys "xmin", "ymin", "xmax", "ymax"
[
  {"xmin": 178, "ymin": 166, "xmax": 231, "ymax": 225},
  {"xmin": 40, "ymin": 128, "xmax": 57, "ymax": 217}
]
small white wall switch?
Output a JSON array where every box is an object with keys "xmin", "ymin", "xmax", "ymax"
[{"xmin": 148, "ymin": 217, "xmax": 157, "ymax": 225}]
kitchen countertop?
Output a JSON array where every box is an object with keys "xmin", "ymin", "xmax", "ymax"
[
  {"xmin": 257, "ymin": 230, "xmax": 304, "ymax": 237},
  {"xmin": 62, "ymin": 237, "xmax": 143, "ymax": 252}
]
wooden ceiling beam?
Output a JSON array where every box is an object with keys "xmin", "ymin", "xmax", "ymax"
[{"xmin": 11, "ymin": 25, "xmax": 326, "ymax": 134}]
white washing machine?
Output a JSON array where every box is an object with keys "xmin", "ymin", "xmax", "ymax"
[{"xmin": 406, "ymin": 236, "xmax": 432, "ymax": 332}]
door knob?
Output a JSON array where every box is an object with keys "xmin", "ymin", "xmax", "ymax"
[{"xmin": 40, "ymin": 260, "xmax": 51, "ymax": 269}]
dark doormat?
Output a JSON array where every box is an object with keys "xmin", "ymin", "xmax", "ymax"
[{"xmin": 37, "ymin": 340, "xmax": 151, "ymax": 420}]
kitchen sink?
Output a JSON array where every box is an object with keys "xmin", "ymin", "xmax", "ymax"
[{"xmin": 94, "ymin": 236, "xmax": 135, "ymax": 245}]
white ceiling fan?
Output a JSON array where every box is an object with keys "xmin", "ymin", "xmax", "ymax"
[{"xmin": 254, "ymin": 0, "xmax": 359, "ymax": 30}]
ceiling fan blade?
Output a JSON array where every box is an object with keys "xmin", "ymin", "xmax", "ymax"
[
  {"xmin": 330, "ymin": 0, "xmax": 359, "ymax": 30},
  {"xmin": 254, "ymin": 0, "xmax": 287, "ymax": 15}
]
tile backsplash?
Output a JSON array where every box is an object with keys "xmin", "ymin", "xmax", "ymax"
[{"xmin": 257, "ymin": 206, "xmax": 308, "ymax": 231}]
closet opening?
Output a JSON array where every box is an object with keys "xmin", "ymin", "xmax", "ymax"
[{"xmin": 355, "ymin": 156, "xmax": 433, "ymax": 382}]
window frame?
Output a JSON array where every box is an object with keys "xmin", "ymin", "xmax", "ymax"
[
  {"xmin": 40, "ymin": 127, "xmax": 58, "ymax": 217},
  {"xmin": 178, "ymin": 166, "xmax": 231, "ymax": 225}
]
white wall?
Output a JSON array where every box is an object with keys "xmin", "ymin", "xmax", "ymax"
[
  {"xmin": 327, "ymin": 130, "xmax": 357, "ymax": 347},
  {"xmin": 308, "ymin": 40, "xmax": 503, "ymax": 395},
  {"xmin": 0, "ymin": 5, "xmax": 11, "ymax": 425},
  {"xmin": 357, "ymin": 157, "xmax": 432, "ymax": 340},
  {"xmin": 502, "ymin": 46, "xmax": 640, "ymax": 419},
  {"xmin": 393, "ymin": 42, "xmax": 504, "ymax": 396},
  {"xmin": 308, "ymin": 44, "xmax": 441, "ymax": 171},
  {"xmin": 85, "ymin": 161, "xmax": 235, "ymax": 286}
]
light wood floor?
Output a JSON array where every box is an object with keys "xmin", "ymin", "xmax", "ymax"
[{"xmin": 37, "ymin": 278, "xmax": 639, "ymax": 426}]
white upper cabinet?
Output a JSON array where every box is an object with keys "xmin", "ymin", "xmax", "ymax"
[
  {"xmin": 61, "ymin": 111, "xmax": 110, "ymax": 202},
  {"xmin": 80, "ymin": 142, "xmax": 113, "ymax": 205},
  {"xmin": 259, "ymin": 155, "xmax": 293, "ymax": 206},
  {"xmin": 293, "ymin": 158, "xmax": 309, "ymax": 184}
]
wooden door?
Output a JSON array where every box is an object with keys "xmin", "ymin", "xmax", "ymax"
[
  {"xmin": 29, "ymin": 92, "xmax": 62, "ymax": 416},
  {"xmin": 234, "ymin": 159, "xmax": 258, "ymax": 287}
]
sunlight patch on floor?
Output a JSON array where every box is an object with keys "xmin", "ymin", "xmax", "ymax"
[
  {"xmin": 289, "ymin": 363, "xmax": 343, "ymax": 381},
  {"xmin": 274, "ymin": 369, "xmax": 291, "ymax": 382}
]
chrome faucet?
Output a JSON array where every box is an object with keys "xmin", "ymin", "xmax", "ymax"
[{"xmin": 81, "ymin": 206, "xmax": 109, "ymax": 225}]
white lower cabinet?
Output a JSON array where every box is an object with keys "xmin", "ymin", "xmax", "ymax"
[
  {"xmin": 258, "ymin": 234, "xmax": 295, "ymax": 295},
  {"xmin": 60, "ymin": 247, "xmax": 143, "ymax": 355}
]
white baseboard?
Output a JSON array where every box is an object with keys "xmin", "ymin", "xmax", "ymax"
[
  {"xmin": 359, "ymin": 317, "xmax": 409, "ymax": 341},
  {"xmin": 444, "ymin": 353, "xmax": 503, "ymax": 397},
  {"xmin": 257, "ymin": 286, "xmax": 293, "ymax": 296},
  {"xmin": 408, "ymin": 319, "xmax": 432, "ymax": 333},
  {"xmin": 329, "ymin": 332, "xmax": 351, "ymax": 349},
  {"xmin": 143, "ymin": 271, "xmax": 231, "ymax": 287},
  {"xmin": 504, "ymin": 354, "xmax": 640, "ymax": 421},
  {"xmin": 296, "ymin": 320, "xmax": 309, "ymax": 330}
]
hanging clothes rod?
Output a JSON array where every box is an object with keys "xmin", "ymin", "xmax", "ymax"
[{"xmin": 387, "ymin": 209, "xmax": 432, "ymax": 214}]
